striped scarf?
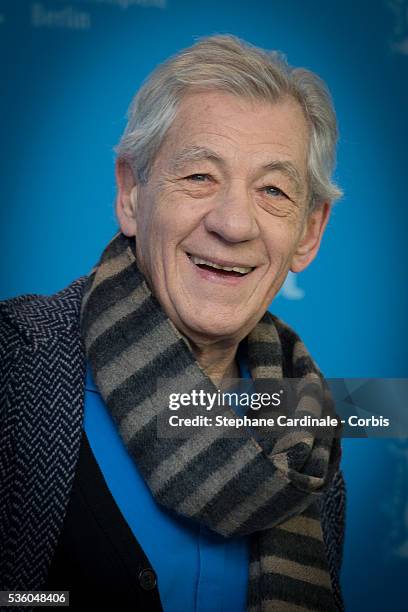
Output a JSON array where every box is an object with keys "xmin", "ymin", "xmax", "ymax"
[{"xmin": 80, "ymin": 231, "xmax": 342, "ymax": 612}]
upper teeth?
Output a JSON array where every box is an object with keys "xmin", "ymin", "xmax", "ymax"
[{"xmin": 189, "ymin": 255, "xmax": 252, "ymax": 274}]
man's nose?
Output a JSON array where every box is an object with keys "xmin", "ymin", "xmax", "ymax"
[{"xmin": 203, "ymin": 180, "xmax": 260, "ymax": 243}]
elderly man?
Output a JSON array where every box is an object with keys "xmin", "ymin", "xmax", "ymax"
[{"xmin": 0, "ymin": 35, "xmax": 345, "ymax": 612}]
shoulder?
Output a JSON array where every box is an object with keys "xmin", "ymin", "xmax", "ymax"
[
  {"xmin": 0, "ymin": 277, "xmax": 89, "ymax": 435},
  {"xmin": 0, "ymin": 276, "xmax": 89, "ymax": 354}
]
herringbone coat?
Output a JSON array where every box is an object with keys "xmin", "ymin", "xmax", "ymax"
[{"xmin": 0, "ymin": 277, "xmax": 346, "ymax": 609}]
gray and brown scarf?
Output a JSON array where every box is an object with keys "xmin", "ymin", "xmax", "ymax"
[{"xmin": 80, "ymin": 231, "xmax": 342, "ymax": 612}]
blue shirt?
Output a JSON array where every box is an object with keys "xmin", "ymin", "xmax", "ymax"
[{"xmin": 84, "ymin": 348, "xmax": 251, "ymax": 612}]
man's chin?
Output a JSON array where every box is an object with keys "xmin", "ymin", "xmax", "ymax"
[{"xmin": 179, "ymin": 314, "xmax": 248, "ymax": 344}]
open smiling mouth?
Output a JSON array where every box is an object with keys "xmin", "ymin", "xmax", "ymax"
[{"xmin": 186, "ymin": 253, "xmax": 255, "ymax": 278}]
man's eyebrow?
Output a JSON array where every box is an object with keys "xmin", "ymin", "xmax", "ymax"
[
  {"xmin": 171, "ymin": 146, "xmax": 225, "ymax": 172},
  {"xmin": 262, "ymin": 160, "xmax": 305, "ymax": 196},
  {"xmin": 171, "ymin": 146, "xmax": 305, "ymax": 195}
]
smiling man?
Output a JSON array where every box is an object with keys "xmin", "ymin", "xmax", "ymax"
[
  {"xmin": 116, "ymin": 89, "xmax": 327, "ymax": 384},
  {"xmin": 0, "ymin": 35, "xmax": 345, "ymax": 612}
]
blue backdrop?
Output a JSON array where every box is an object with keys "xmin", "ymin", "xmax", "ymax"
[{"xmin": 1, "ymin": 1, "xmax": 407, "ymax": 609}]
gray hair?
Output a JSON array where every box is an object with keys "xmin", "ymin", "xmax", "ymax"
[{"xmin": 115, "ymin": 34, "xmax": 343, "ymax": 210}]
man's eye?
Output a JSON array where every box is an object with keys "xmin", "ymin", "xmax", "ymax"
[
  {"xmin": 263, "ymin": 186, "xmax": 286, "ymax": 198},
  {"xmin": 185, "ymin": 174, "xmax": 211, "ymax": 182}
]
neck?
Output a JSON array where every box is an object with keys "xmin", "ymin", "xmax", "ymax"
[{"xmin": 188, "ymin": 340, "xmax": 240, "ymax": 387}]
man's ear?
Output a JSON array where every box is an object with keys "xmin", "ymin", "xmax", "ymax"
[
  {"xmin": 115, "ymin": 158, "xmax": 139, "ymax": 237},
  {"xmin": 290, "ymin": 202, "xmax": 331, "ymax": 273}
]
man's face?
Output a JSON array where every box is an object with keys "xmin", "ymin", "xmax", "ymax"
[{"xmin": 117, "ymin": 91, "xmax": 329, "ymax": 345}]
